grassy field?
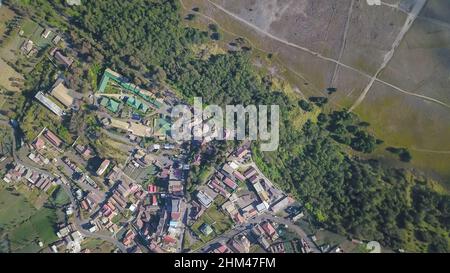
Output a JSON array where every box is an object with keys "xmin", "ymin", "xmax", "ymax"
[
  {"xmin": 0, "ymin": 7, "xmax": 25, "ymax": 112},
  {"xmin": 8, "ymin": 207, "xmax": 58, "ymax": 252},
  {"xmin": 0, "ymin": 58, "xmax": 24, "ymax": 92},
  {"xmin": 81, "ymin": 238, "xmax": 116, "ymax": 253},
  {"xmin": 94, "ymin": 136, "xmax": 130, "ymax": 163},
  {"xmin": 181, "ymin": 0, "xmax": 318, "ymax": 102},
  {"xmin": 190, "ymin": 196, "xmax": 233, "ymax": 244},
  {"xmin": 14, "ymin": 183, "xmax": 49, "ymax": 209},
  {"xmin": 49, "ymin": 186, "xmax": 71, "ymax": 207},
  {"xmin": 0, "ymin": 186, "xmax": 59, "ymax": 252},
  {"xmin": 355, "ymin": 81, "xmax": 450, "ymax": 187},
  {"xmin": 0, "ymin": 124, "xmax": 13, "ymax": 156},
  {"xmin": 0, "ymin": 6, "xmax": 16, "ymax": 40},
  {"xmin": 0, "ymin": 186, "xmax": 36, "ymax": 228}
]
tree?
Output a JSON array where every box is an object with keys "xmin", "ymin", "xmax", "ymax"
[
  {"xmin": 208, "ymin": 24, "xmax": 218, "ymax": 32},
  {"xmin": 298, "ymin": 99, "xmax": 313, "ymax": 112},
  {"xmin": 309, "ymin": 96, "xmax": 328, "ymax": 107},
  {"xmin": 210, "ymin": 32, "xmax": 221, "ymax": 41},
  {"xmin": 185, "ymin": 13, "xmax": 196, "ymax": 21}
]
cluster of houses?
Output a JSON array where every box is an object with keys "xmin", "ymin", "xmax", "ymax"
[
  {"xmin": 2, "ymin": 162, "xmax": 59, "ymax": 193},
  {"xmin": 92, "ymin": 173, "xmax": 140, "ymax": 236},
  {"xmin": 49, "ymin": 47, "xmax": 73, "ymax": 68},
  {"xmin": 59, "ymin": 156, "xmax": 100, "ymax": 190},
  {"xmin": 51, "ymin": 224, "xmax": 85, "ymax": 253},
  {"xmin": 251, "ymin": 221, "xmax": 280, "ymax": 251},
  {"xmin": 150, "ymin": 196, "xmax": 186, "ymax": 252},
  {"xmin": 74, "ymin": 144, "xmax": 94, "ymax": 160},
  {"xmin": 0, "ymin": 22, "xmax": 312, "ymax": 253},
  {"xmin": 20, "ymin": 39, "xmax": 38, "ymax": 57},
  {"xmin": 27, "ymin": 151, "xmax": 51, "ymax": 166},
  {"xmin": 206, "ymin": 220, "xmax": 286, "ymax": 254},
  {"xmin": 19, "ymin": 27, "xmax": 61, "ymax": 58},
  {"xmin": 191, "ymin": 144, "xmax": 290, "ymax": 227},
  {"xmin": 208, "ymin": 233, "xmax": 252, "ymax": 254}
]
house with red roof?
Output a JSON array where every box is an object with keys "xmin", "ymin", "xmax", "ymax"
[
  {"xmin": 244, "ymin": 166, "xmax": 257, "ymax": 178},
  {"xmin": 163, "ymin": 235, "xmax": 177, "ymax": 245},
  {"xmin": 233, "ymin": 170, "xmax": 246, "ymax": 182},
  {"xmin": 43, "ymin": 129, "xmax": 63, "ymax": 148},
  {"xmin": 223, "ymin": 177, "xmax": 237, "ymax": 190},
  {"xmin": 261, "ymin": 221, "xmax": 277, "ymax": 239},
  {"xmin": 33, "ymin": 137, "xmax": 46, "ymax": 150}
]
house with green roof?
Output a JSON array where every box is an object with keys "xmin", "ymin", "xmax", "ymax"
[
  {"xmin": 98, "ymin": 68, "xmax": 163, "ymax": 110},
  {"xmin": 126, "ymin": 97, "xmax": 149, "ymax": 113},
  {"xmin": 100, "ymin": 97, "xmax": 120, "ymax": 113}
]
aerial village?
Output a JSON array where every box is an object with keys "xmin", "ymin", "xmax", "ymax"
[{"xmin": 0, "ymin": 2, "xmax": 381, "ymax": 254}]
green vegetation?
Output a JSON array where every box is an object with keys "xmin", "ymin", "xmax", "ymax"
[
  {"xmin": 0, "ymin": 125, "xmax": 13, "ymax": 156},
  {"xmin": 187, "ymin": 140, "xmax": 236, "ymax": 193},
  {"xmin": 386, "ymin": 147, "xmax": 412, "ymax": 163},
  {"xmin": 298, "ymin": 99, "xmax": 313, "ymax": 112},
  {"xmin": 0, "ymin": 186, "xmax": 59, "ymax": 252},
  {"xmin": 21, "ymin": 103, "xmax": 72, "ymax": 143},
  {"xmin": 11, "ymin": 56, "xmax": 74, "ymax": 143},
  {"xmin": 48, "ymin": 186, "xmax": 71, "ymax": 207},
  {"xmin": 73, "ymin": 0, "xmax": 449, "ymax": 253},
  {"xmin": 254, "ymin": 117, "xmax": 449, "ymax": 252},
  {"xmin": 81, "ymin": 238, "xmax": 116, "ymax": 253},
  {"xmin": 191, "ymin": 196, "xmax": 233, "ymax": 243},
  {"xmin": 325, "ymin": 110, "xmax": 382, "ymax": 153},
  {"xmin": 88, "ymin": 62, "xmax": 102, "ymax": 90},
  {"xmin": 6, "ymin": 0, "xmax": 449, "ymax": 253}
]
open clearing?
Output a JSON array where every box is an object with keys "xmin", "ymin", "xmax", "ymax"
[
  {"xmin": 0, "ymin": 6, "xmax": 15, "ymax": 38},
  {"xmin": 355, "ymin": 81, "xmax": 450, "ymax": 183},
  {"xmin": 0, "ymin": 58, "xmax": 24, "ymax": 92},
  {"xmin": 0, "ymin": 186, "xmax": 59, "ymax": 252}
]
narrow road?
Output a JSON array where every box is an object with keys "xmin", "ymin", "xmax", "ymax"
[
  {"xmin": 5, "ymin": 121, "xmax": 55, "ymax": 177},
  {"xmin": 410, "ymin": 148, "xmax": 450, "ymax": 154},
  {"xmin": 60, "ymin": 184, "xmax": 128, "ymax": 253},
  {"xmin": 205, "ymin": 0, "xmax": 369, "ymax": 76},
  {"xmin": 374, "ymin": 77, "xmax": 450, "ymax": 109},
  {"xmin": 382, "ymin": 1, "xmax": 450, "ymax": 31},
  {"xmin": 330, "ymin": 0, "xmax": 355, "ymax": 87},
  {"xmin": 195, "ymin": 212, "xmax": 319, "ymax": 253},
  {"xmin": 350, "ymin": 0, "xmax": 428, "ymax": 111}
]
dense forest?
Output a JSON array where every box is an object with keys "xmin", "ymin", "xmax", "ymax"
[{"xmin": 6, "ymin": 0, "xmax": 449, "ymax": 252}]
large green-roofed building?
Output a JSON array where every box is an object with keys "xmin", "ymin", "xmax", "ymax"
[{"xmin": 98, "ymin": 68, "xmax": 163, "ymax": 110}]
